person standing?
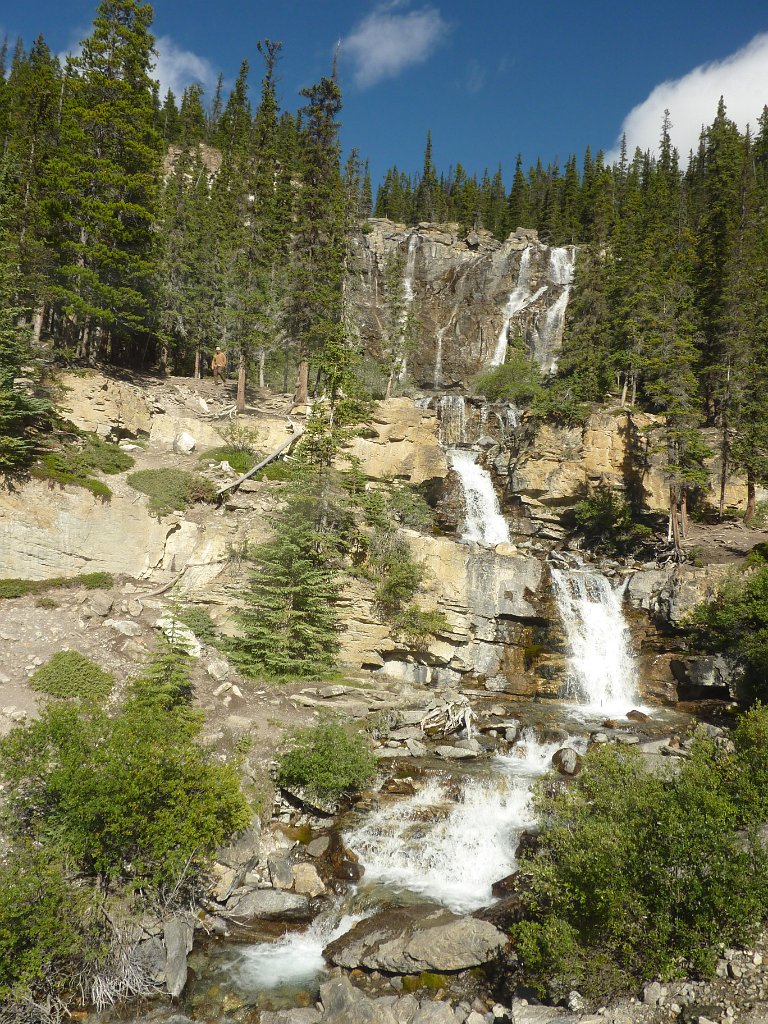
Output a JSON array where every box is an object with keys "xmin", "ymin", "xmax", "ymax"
[{"xmin": 211, "ymin": 346, "xmax": 227, "ymax": 384}]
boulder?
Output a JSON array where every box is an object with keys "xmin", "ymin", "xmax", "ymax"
[
  {"xmin": 226, "ymin": 888, "xmax": 312, "ymax": 922},
  {"xmin": 163, "ymin": 914, "xmax": 194, "ymax": 997},
  {"xmin": 262, "ymin": 1011, "xmax": 321, "ymax": 1024},
  {"xmin": 104, "ymin": 618, "xmax": 142, "ymax": 637},
  {"xmin": 268, "ymin": 851, "xmax": 296, "ymax": 890},
  {"xmin": 324, "ymin": 904, "xmax": 508, "ymax": 973},
  {"xmin": 154, "ymin": 615, "xmax": 202, "ymax": 657},
  {"xmin": 292, "ymin": 862, "xmax": 325, "ymax": 897},
  {"xmin": 172, "ymin": 431, "xmax": 196, "ymax": 453},
  {"xmin": 551, "ymin": 747, "xmax": 582, "ymax": 777}
]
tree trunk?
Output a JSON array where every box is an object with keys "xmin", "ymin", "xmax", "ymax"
[
  {"xmin": 745, "ymin": 470, "xmax": 757, "ymax": 525},
  {"xmin": 294, "ymin": 357, "xmax": 309, "ymax": 405},
  {"xmin": 159, "ymin": 343, "xmax": 169, "ymax": 376},
  {"xmin": 237, "ymin": 349, "xmax": 246, "ymax": 413},
  {"xmin": 718, "ymin": 422, "xmax": 729, "ymax": 520},
  {"xmin": 32, "ymin": 305, "xmax": 44, "ymax": 345},
  {"xmin": 680, "ymin": 491, "xmax": 689, "ymax": 539},
  {"xmin": 194, "ymin": 345, "xmax": 202, "ymax": 380},
  {"xmin": 630, "ymin": 374, "xmax": 637, "ymax": 408},
  {"xmin": 385, "ymin": 370, "xmax": 394, "ymax": 399},
  {"xmin": 258, "ymin": 347, "xmax": 266, "ymax": 388},
  {"xmin": 620, "ymin": 377, "xmax": 628, "ymax": 408},
  {"xmin": 670, "ymin": 485, "xmax": 681, "ymax": 558}
]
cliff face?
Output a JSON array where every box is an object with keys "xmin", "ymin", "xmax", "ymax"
[{"xmin": 349, "ymin": 219, "xmax": 576, "ymax": 384}]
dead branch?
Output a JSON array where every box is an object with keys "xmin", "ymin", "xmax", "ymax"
[{"xmin": 216, "ymin": 425, "xmax": 305, "ymax": 498}]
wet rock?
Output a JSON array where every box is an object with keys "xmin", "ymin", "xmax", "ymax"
[
  {"xmin": 406, "ymin": 738, "xmax": 428, "ymax": 757},
  {"xmin": 435, "ymin": 745, "xmax": 478, "ymax": 760},
  {"xmin": 551, "ymin": 747, "xmax": 582, "ymax": 776},
  {"xmin": 226, "ymin": 888, "xmax": 312, "ymax": 922},
  {"xmin": 269, "ymin": 851, "xmax": 296, "ymax": 889},
  {"xmin": 306, "ymin": 835, "xmax": 330, "ymax": 858},
  {"xmin": 262, "ymin": 1010, "xmax": 321, "ymax": 1024},
  {"xmin": 293, "ymin": 862, "xmax": 325, "ymax": 897},
  {"xmin": 627, "ymin": 709, "xmax": 651, "ymax": 722},
  {"xmin": 324, "ymin": 904, "xmax": 508, "ymax": 972}
]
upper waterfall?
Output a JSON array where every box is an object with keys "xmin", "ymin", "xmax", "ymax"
[
  {"xmin": 449, "ymin": 449, "xmax": 510, "ymax": 546},
  {"xmin": 551, "ymin": 561, "xmax": 639, "ymax": 715}
]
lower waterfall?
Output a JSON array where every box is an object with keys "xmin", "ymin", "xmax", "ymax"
[
  {"xmin": 448, "ymin": 449, "xmax": 509, "ymax": 546},
  {"xmin": 551, "ymin": 562, "xmax": 640, "ymax": 715}
]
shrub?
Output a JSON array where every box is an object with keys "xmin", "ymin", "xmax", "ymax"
[
  {"xmin": 127, "ymin": 467, "xmax": 216, "ymax": 515},
  {"xmin": 33, "ymin": 433, "xmax": 134, "ymax": 499},
  {"xmin": 690, "ymin": 562, "xmax": 768, "ymax": 700},
  {"xmin": 0, "ymin": 649, "xmax": 250, "ymax": 895},
  {"xmin": 387, "ymin": 484, "xmax": 434, "ymax": 530},
  {"xmin": 30, "ymin": 650, "xmax": 114, "ymax": 701},
  {"xmin": 572, "ymin": 486, "xmax": 654, "ymax": 557},
  {"xmin": 176, "ymin": 605, "xmax": 220, "ymax": 645},
  {"xmin": 511, "ymin": 730, "xmax": 768, "ymax": 1002},
  {"xmin": 275, "ymin": 721, "xmax": 377, "ymax": 800},
  {"xmin": 473, "ymin": 346, "xmax": 544, "ymax": 405},
  {"xmin": 198, "ymin": 445, "xmax": 257, "ymax": 474},
  {"xmin": 0, "ymin": 572, "xmax": 114, "ymax": 600},
  {"xmin": 394, "ymin": 605, "xmax": 450, "ymax": 648}
]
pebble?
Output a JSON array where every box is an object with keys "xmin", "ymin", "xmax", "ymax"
[{"xmin": 0, "ymin": 674, "xmax": 9, "ymax": 684}]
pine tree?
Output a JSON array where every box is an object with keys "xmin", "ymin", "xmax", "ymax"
[
  {"xmin": 48, "ymin": 0, "xmax": 162, "ymax": 364},
  {"xmin": 231, "ymin": 474, "xmax": 342, "ymax": 678}
]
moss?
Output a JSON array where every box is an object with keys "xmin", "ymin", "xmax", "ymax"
[
  {"xmin": 127, "ymin": 468, "xmax": 217, "ymax": 515},
  {"xmin": 30, "ymin": 651, "xmax": 114, "ymax": 701},
  {"xmin": 0, "ymin": 572, "xmax": 113, "ymax": 600}
]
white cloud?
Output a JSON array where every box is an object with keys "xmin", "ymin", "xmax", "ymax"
[
  {"xmin": 153, "ymin": 35, "xmax": 219, "ymax": 98},
  {"xmin": 607, "ymin": 33, "xmax": 768, "ymax": 163},
  {"xmin": 342, "ymin": 2, "xmax": 450, "ymax": 89}
]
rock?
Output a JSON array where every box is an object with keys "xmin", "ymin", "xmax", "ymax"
[
  {"xmin": 643, "ymin": 981, "xmax": 663, "ymax": 1006},
  {"xmin": 262, "ymin": 1010, "xmax": 321, "ymax": 1024},
  {"xmin": 217, "ymin": 820, "xmax": 261, "ymax": 875},
  {"xmin": 626, "ymin": 709, "xmax": 651, "ymax": 722},
  {"xmin": 411, "ymin": 1004, "xmax": 457, "ymax": 1024},
  {"xmin": 306, "ymin": 835, "xmax": 330, "ymax": 858},
  {"xmin": 406, "ymin": 738, "xmax": 428, "ymax": 757},
  {"xmin": 292, "ymin": 862, "xmax": 325, "ymax": 897},
  {"xmin": 551, "ymin": 747, "xmax": 582, "ymax": 776},
  {"xmin": 324, "ymin": 904, "xmax": 508, "ymax": 972},
  {"xmin": 126, "ymin": 597, "xmax": 143, "ymax": 617},
  {"xmin": 566, "ymin": 991, "xmax": 584, "ymax": 1012},
  {"xmin": 154, "ymin": 615, "xmax": 202, "ymax": 657},
  {"xmin": 172, "ymin": 431, "xmax": 196, "ymax": 453},
  {"xmin": 88, "ymin": 592, "xmax": 114, "ymax": 616},
  {"xmin": 226, "ymin": 888, "xmax": 312, "ymax": 922},
  {"xmin": 163, "ymin": 914, "xmax": 194, "ymax": 997},
  {"xmin": 319, "ymin": 685, "xmax": 347, "ymax": 698},
  {"xmin": 104, "ymin": 618, "xmax": 142, "ymax": 637},
  {"xmin": 268, "ymin": 851, "xmax": 296, "ymax": 890},
  {"xmin": 206, "ymin": 657, "xmax": 230, "ymax": 681},
  {"xmin": 435, "ymin": 745, "xmax": 478, "ymax": 760}
]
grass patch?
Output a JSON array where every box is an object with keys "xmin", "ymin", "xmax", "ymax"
[
  {"xmin": 0, "ymin": 572, "xmax": 113, "ymax": 600},
  {"xmin": 198, "ymin": 446, "xmax": 258, "ymax": 475},
  {"xmin": 127, "ymin": 468, "xmax": 217, "ymax": 516},
  {"xmin": 30, "ymin": 651, "xmax": 114, "ymax": 701},
  {"xmin": 33, "ymin": 434, "xmax": 134, "ymax": 500}
]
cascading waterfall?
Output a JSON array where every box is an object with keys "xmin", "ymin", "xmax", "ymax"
[
  {"xmin": 532, "ymin": 247, "xmax": 576, "ymax": 372},
  {"xmin": 492, "ymin": 247, "xmax": 544, "ymax": 367},
  {"xmin": 437, "ymin": 395, "xmax": 467, "ymax": 445},
  {"xmin": 398, "ymin": 233, "xmax": 419, "ymax": 380},
  {"xmin": 448, "ymin": 449, "xmax": 510, "ymax": 546},
  {"xmin": 550, "ymin": 561, "xmax": 639, "ymax": 715}
]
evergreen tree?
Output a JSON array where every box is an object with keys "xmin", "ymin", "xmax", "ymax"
[
  {"xmin": 231, "ymin": 474, "xmax": 342, "ymax": 678},
  {"xmin": 48, "ymin": 0, "xmax": 162, "ymax": 364}
]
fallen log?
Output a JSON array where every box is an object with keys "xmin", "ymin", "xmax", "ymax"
[{"xmin": 216, "ymin": 425, "xmax": 305, "ymax": 498}]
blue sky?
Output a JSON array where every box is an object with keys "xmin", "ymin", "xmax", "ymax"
[{"xmin": 5, "ymin": 1, "xmax": 768, "ymax": 187}]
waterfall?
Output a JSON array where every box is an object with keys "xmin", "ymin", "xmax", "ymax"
[
  {"xmin": 532, "ymin": 247, "xmax": 576, "ymax": 373},
  {"xmin": 437, "ymin": 395, "xmax": 467, "ymax": 445},
  {"xmin": 345, "ymin": 775, "xmax": 534, "ymax": 913},
  {"xmin": 491, "ymin": 247, "xmax": 540, "ymax": 367},
  {"xmin": 551, "ymin": 562, "xmax": 639, "ymax": 715},
  {"xmin": 398, "ymin": 233, "xmax": 419, "ymax": 380},
  {"xmin": 448, "ymin": 449, "xmax": 510, "ymax": 546}
]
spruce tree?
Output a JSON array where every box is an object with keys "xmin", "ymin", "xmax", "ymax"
[{"xmin": 48, "ymin": 0, "xmax": 162, "ymax": 364}]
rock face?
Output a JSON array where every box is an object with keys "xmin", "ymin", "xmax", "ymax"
[
  {"xmin": 341, "ymin": 398, "xmax": 447, "ymax": 486},
  {"xmin": 323, "ymin": 905, "xmax": 508, "ymax": 973},
  {"xmin": 349, "ymin": 220, "xmax": 576, "ymax": 383}
]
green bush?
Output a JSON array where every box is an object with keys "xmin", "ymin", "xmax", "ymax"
[
  {"xmin": 127, "ymin": 467, "xmax": 217, "ymax": 515},
  {"xmin": 573, "ymin": 486, "xmax": 654, "ymax": 556},
  {"xmin": 394, "ymin": 605, "xmax": 450, "ymax": 648},
  {"xmin": 0, "ymin": 644, "xmax": 250, "ymax": 894},
  {"xmin": 176, "ymin": 605, "xmax": 220, "ymax": 645},
  {"xmin": 30, "ymin": 650, "xmax": 114, "ymax": 701},
  {"xmin": 387, "ymin": 484, "xmax": 434, "ymax": 530},
  {"xmin": 511, "ymin": 724, "xmax": 768, "ymax": 1002},
  {"xmin": 0, "ymin": 571, "xmax": 113, "ymax": 600},
  {"xmin": 473, "ymin": 346, "xmax": 544, "ymax": 405},
  {"xmin": 370, "ymin": 532, "xmax": 424, "ymax": 613},
  {"xmin": 33, "ymin": 433, "xmax": 134, "ymax": 499},
  {"xmin": 276, "ymin": 721, "xmax": 377, "ymax": 800},
  {"xmin": 690, "ymin": 561, "xmax": 768, "ymax": 699},
  {"xmin": 198, "ymin": 445, "xmax": 257, "ymax": 474}
]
